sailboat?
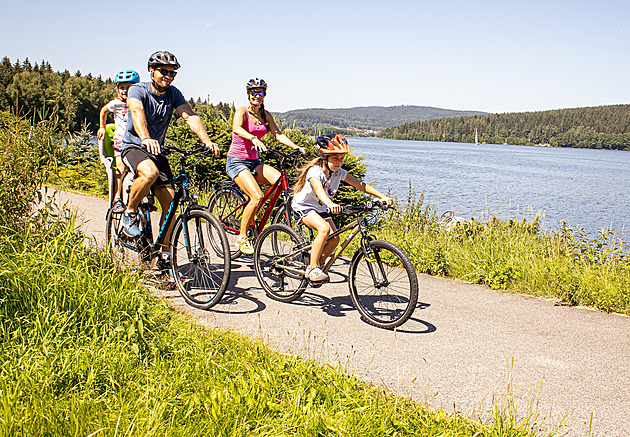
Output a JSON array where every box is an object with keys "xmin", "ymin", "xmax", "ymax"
[{"xmin": 475, "ymin": 128, "xmax": 479, "ymax": 146}]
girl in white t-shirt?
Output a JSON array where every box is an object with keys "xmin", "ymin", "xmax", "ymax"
[
  {"xmin": 291, "ymin": 134, "xmax": 392, "ymax": 282},
  {"xmin": 97, "ymin": 69, "xmax": 140, "ymax": 213}
]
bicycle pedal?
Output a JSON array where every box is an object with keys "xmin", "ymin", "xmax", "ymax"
[{"xmin": 308, "ymin": 279, "xmax": 328, "ymax": 288}]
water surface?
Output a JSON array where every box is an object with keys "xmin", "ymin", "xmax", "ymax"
[{"xmin": 349, "ymin": 138, "xmax": 630, "ymax": 234}]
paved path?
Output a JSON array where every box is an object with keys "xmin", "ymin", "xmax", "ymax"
[{"xmin": 54, "ymin": 190, "xmax": 629, "ymax": 437}]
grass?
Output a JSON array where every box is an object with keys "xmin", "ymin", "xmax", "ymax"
[
  {"xmin": 0, "ymin": 201, "xmax": 554, "ymax": 436},
  {"xmin": 376, "ymin": 191, "xmax": 630, "ymax": 315}
]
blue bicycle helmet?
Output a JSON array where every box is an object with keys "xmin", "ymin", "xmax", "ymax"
[{"xmin": 114, "ymin": 69, "xmax": 140, "ymax": 84}]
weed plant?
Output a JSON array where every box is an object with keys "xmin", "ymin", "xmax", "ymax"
[
  {"xmin": 0, "ymin": 202, "xmax": 546, "ymax": 436},
  {"xmin": 376, "ymin": 190, "xmax": 630, "ymax": 314}
]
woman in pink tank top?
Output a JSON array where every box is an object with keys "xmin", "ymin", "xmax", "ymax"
[{"xmin": 225, "ymin": 78, "xmax": 306, "ymax": 254}]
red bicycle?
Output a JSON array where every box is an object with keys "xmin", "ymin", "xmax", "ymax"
[{"xmin": 208, "ymin": 148, "xmax": 302, "ymax": 259}]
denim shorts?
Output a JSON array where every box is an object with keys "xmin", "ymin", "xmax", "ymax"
[
  {"xmin": 226, "ymin": 156, "xmax": 264, "ymax": 180},
  {"xmin": 293, "ymin": 208, "xmax": 331, "ymax": 224}
]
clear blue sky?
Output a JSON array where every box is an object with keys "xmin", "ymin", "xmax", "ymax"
[{"xmin": 2, "ymin": 0, "xmax": 628, "ymax": 114}]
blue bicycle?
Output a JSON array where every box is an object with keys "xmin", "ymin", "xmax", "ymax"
[{"xmin": 105, "ymin": 145, "xmax": 231, "ymax": 309}]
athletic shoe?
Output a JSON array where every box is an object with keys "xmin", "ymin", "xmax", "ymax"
[
  {"xmin": 306, "ymin": 265, "xmax": 329, "ymax": 282},
  {"xmin": 156, "ymin": 257, "xmax": 174, "ymax": 282},
  {"xmin": 112, "ymin": 199, "xmax": 125, "ymax": 214},
  {"xmin": 122, "ymin": 211, "xmax": 141, "ymax": 238},
  {"xmin": 236, "ymin": 238, "xmax": 254, "ymax": 255}
]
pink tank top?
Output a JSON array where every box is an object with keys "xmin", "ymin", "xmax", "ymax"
[{"xmin": 227, "ymin": 107, "xmax": 268, "ymax": 159}]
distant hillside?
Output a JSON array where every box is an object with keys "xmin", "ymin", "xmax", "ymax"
[
  {"xmin": 379, "ymin": 104, "xmax": 630, "ymax": 150},
  {"xmin": 274, "ymin": 105, "xmax": 488, "ymax": 136}
]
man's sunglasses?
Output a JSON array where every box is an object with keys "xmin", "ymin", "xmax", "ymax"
[
  {"xmin": 156, "ymin": 68, "xmax": 177, "ymax": 78},
  {"xmin": 249, "ymin": 90, "xmax": 266, "ymax": 97}
]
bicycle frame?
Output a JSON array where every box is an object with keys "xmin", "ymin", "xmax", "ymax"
[
  {"xmin": 218, "ymin": 164, "xmax": 293, "ymax": 236},
  {"xmin": 124, "ymin": 149, "xmax": 199, "ymax": 260},
  {"xmin": 282, "ymin": 211, "xmax": 390, "ymax": 288}
]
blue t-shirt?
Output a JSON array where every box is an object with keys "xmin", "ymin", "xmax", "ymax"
[{"xmin": 122, "ymin": 82, "xmax": 187, "ymax": 150}]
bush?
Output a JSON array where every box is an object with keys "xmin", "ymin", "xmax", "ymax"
[{"xmin": 0, "ymin": 111, "xmax": 59, "ymax": 232}]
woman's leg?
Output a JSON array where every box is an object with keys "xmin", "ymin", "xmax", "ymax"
[
  {"xmin": 233, "ymin": 169, "xmax": 264, "ymax": 240},
  {"xmin": 253, "ymin": 163, "xmax": 281, "ymax": 186}
]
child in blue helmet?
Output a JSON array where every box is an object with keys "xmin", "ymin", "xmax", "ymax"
[{"xmin": 97, "ymin": 69, "xmax": 140, "ymax": 213}]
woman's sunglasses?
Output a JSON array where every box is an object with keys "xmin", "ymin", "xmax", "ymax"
[
  {"xmin": 156, "ymin": 68, "xmax": 178, "ymax": 78},
  {"xmin": 249, "ymin": 90, "xmax": 266, "ymax": 97}
]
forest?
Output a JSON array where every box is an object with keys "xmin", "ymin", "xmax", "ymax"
[
  {"xmin": 379, "ymin": 105, "xmax": 630, "ymax": 150},
  {"xmin": 0, "ymin": 56, "xmax": 232, "ymax": 134},
  {"xmin": 275, "ymin": 105, "xmax": 487, "ymax": 136}
]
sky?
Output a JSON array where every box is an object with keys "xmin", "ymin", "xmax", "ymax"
[{"xmin": 2, "ymin": 0, "xmax": 629, "ymax": 114}]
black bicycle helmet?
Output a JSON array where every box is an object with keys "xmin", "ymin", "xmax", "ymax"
[
  {"xmin": 246, "ymin": 78, "xmax": 268, "ymax": 91},
  {"xmin": 147, "ymin": 51, "xmax": 180, "ymax": 70}
]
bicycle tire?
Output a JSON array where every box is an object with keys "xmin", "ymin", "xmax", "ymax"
[
  {"xmin": 348, "ymin": 239, "xmax": 418, "ymax": 329},
  {"xmin": 170, "ymin": 209, "xmax": 231, "ymax": 310},
  {"xmin": 253, "ymin": 224, "xmax": 308, "ymax": 302},
  {"xmin": 208, "ymin": 187, "xmax": 246, "ymax": 260},
  {"xmin": 105, "ymin": 208, "xmax": 153, "ymax": 266}
]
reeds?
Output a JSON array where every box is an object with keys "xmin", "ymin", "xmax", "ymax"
[{"xmin": 376, "ymin": 190, "xmax": 630, "ymax": 314}]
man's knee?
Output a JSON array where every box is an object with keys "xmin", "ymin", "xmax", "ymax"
[{"xmin": 137, "ymin": 161, "xmax": 159, "ymax": 183}]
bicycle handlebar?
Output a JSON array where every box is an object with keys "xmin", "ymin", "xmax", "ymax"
[
  {"xmin": 162, "ymin": 144, "xmax": 208, "ymax": 157},
  {"xmin": 329, "ymin": 200, "xmax": 391, "ymax": 215}
]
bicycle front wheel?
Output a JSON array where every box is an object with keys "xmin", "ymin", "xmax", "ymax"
[
  {"xmin": 349, "ymin": 240, "xmax": 418, "ymax": 329},
  {"xmin": 170, "ymin": 209, "xmax": 231, "ymax": 309},
  {"xmin": 208, "ymin": 187, "xmax": 245, "ymax": 260},
  {"xmin": 253, "ymin": 224, "xmax": 308, "ymax": 302}
]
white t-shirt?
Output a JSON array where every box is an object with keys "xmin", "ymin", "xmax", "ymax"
[
  {"xmin": 292, "ymin": 164, "xmax": 348, "ymax": 213},
  {"xmin": 106, "ymin": 98, "xmax": 129, "ymax": 150}
]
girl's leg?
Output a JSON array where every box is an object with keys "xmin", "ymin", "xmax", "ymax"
[
  {"xmin": 319, "ymin": 218, "xmax": 339, "ymax": 267},
  {"xmin": 301, "ymin": 213, "xmax": 335, "ymax": 267},
  {"xmin": 233, "ymin": 169, "xmax": 264, "ymax": 241},
  {"xmin": 114, "ymin": 156, "xmax": 126, "ymax": 200}
]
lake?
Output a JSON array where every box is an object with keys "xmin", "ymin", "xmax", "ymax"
[{"xmin": 348, "ymin": 137, "xmax": 630, "ymax": 235}]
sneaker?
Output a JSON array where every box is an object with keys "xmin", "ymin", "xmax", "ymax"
[
  {"xmin": 122, "ymin": 211, "xmax": 141, "ymax": 238},
  {"xmin": 306, "ymin": 265, "xmax": 329, "ymax": 282},
  {"xmin": 156, "ymin": 257, "xmax": 174, "ymax": 282},
  {"xmin": 236, "ymin": 237, "xmax": 254, "ymax": 255},
  {"xmin": 112, "ymin": 199, "xmax": 125, "ymax": 214}
]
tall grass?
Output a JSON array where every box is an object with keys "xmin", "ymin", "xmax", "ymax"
[
  {"xmin": 0, "ymin": 202, "xmax": 549, "ymax": 436},
  {"xmin": 377, "ymin": 192, "xmax": 630, "ymax": 314}
]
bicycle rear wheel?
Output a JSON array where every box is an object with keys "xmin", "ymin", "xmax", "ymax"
[
  {"xmin": 170, "ymin": 209, "xmax": 231, "ymax": 309},
  {"xmin": 253, "ymin": 224, "xmax": 308, "ymax": 302},
  {"xmin": 105, "ymin": 208, "xmax": 152, "ymax": 266},
  {"xmin": 208, "ymin": 187, "xmax": 245, "ymax": 260},
  {"xmin": 348, "ymin": 240, "xmax": 418, "ymax": 329}
]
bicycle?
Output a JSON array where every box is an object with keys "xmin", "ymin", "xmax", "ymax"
[
  {"xmin": 252, "ymin": 200, "xmax": 419, "ymax": 329},
  {"xmin": 105, "ymin": 145, "xmax": 231, "ymax": 310},
  {"xmin": 208, "ymin": 148, "xmax": 303, "ymax": 259}
]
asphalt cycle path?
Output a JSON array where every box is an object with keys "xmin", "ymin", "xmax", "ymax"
[{"xmin": 54, "ymin": 190, "xmax": 630, "ymax": 437}]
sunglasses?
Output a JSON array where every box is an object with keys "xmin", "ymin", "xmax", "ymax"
[
  {"xmin": 156, "ymin": 68, "xmax": 177, "ymax": 78},
  {"xmin": 249, "ymin": 90, "xmax": 266, "ymax": 97}
]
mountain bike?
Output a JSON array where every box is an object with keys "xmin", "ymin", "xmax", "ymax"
[
  {"xmin": 252, "ymin": 201, "xmax": 419, "ymax": 329},
  {"xmin": 106, "ymin": 145, "xmax": 231, "ymax": 310},
  {"xmin": 208, "ymin": 148, "xmax": 302, "ymax": 259}
]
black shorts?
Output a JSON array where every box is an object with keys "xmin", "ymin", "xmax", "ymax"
[{"xmin": 121, "ymin": 147, "xmax": 174, "ymax": 188}]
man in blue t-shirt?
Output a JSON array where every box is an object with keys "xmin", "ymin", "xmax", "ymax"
[{"xmin": 120, "ymin": 50, "xmax": 220, "ymax": 270}]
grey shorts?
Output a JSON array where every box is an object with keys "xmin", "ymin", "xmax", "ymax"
[
  {"xmin": 226, "ymin": 156, "xmax": 263, "ymax": 180},
  {"xmin": 121, "ymin": 147, "xmax": 173, "ymax": 187}
]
